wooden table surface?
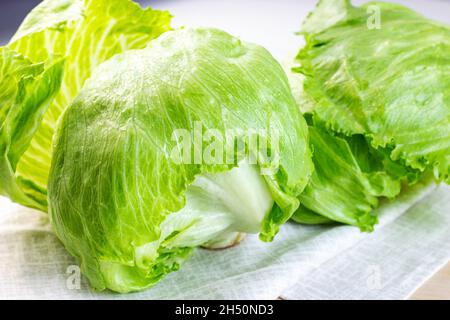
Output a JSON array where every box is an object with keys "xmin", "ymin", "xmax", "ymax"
[{"xmin": 410, "ymin": 261, "xmax": 450, "ymax": 300}]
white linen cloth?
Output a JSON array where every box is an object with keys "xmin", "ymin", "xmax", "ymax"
[{"xmin": 0, "ymin": 181, "xmax": 449, "ymax": 299}]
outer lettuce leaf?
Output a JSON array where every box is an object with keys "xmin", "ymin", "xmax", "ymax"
[
  {"xmin": 293, "ymin": 121, "xmax": 418, "ymax": 231},
  {"xmin": 295, "ymin": 0, "xmax": 450, "ymax": 183},
  {"xmin": 0, "ymin": 47, "xmax": 64, "ymax": 209},
  {"xmin": 48, "ymin": 28, "xmax": 313, "ymax": 292},
  {"xmin": 95, "ymin": 162, "xmax": 274, "ymax": 292},
  {"xmin": 1, "ymin": 0, "xmax": 171, "ymax": 210}
]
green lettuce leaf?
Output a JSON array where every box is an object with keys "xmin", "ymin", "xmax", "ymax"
[
  {"xmin": 1, "ymin": 0, "xmax": 171, "ymax": 210},
  {"xmin": 293, "ymin": 120, "xmax": 419, "ymax": 231},
  {"xmin": 0, "ymin": 47, "xmax": 64, "ymax": 209},
  {"xmin": 48, "ymin": 28, "xmax": 313, "ymax": 292},
  {"xmin": 294, "ymin": 0, "xmax": 450, "ymax": 183}
]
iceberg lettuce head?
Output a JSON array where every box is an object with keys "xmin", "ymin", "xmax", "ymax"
[
  {"xmin": 0, "ymin": 0, "xmax": 171, "ymax": 210},
  {"xmin": 48, "ymin": 28, "xmax": 313, "ymax": 292},
  {"xmin": 291, "ymin": 0, "xmax": 449, "ymax": 229}
]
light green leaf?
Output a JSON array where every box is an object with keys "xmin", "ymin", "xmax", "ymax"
[
  {"xmin": 293, "ymin": 124, "xmax": 410, "ymax": 231},
  {"xmin": 0, "ymin": 47, "xmax": 64, "ymax": 210}
]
